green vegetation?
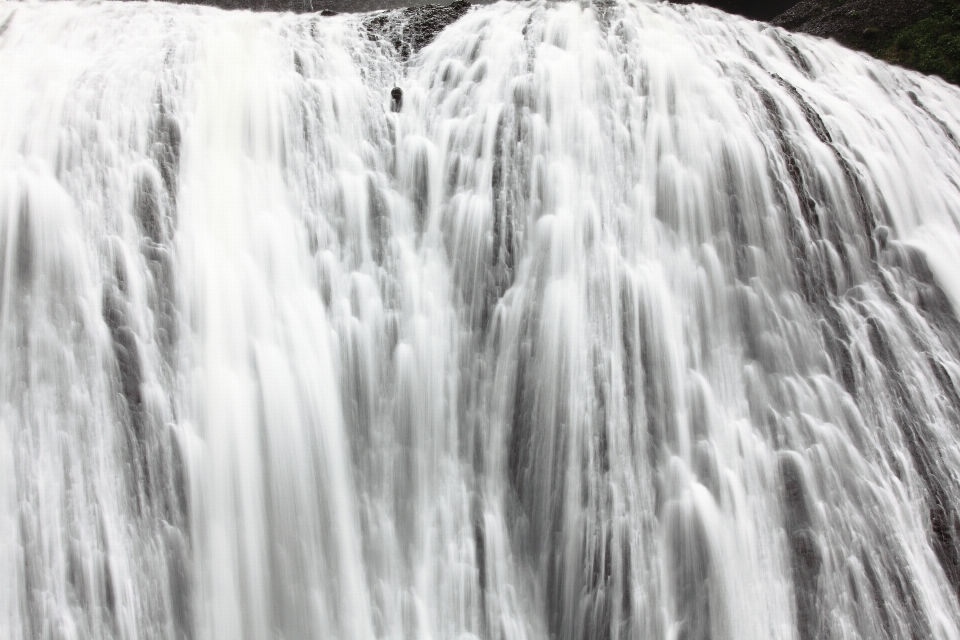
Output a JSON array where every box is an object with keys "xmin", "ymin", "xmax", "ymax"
[
  {"xmin": 774, "ymin": 1, "xmax": 960, "ymax": 85},
  {"xmin": 886, "ymin": 2, "xmax": 960, "ymax": 85}
]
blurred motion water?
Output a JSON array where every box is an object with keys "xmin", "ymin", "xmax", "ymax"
[{"xmin": 4, "ymin": 1, "xmax": 960, "ymax": 639}]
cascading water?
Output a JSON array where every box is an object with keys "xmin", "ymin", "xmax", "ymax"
[{"xmin": 5, "ymin": 0, "xmax": 960, "ymax": 638}]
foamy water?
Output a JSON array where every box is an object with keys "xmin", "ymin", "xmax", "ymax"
[{"xmin": 4, "ymin": 1, "xmax": 960, "ymax": 639}]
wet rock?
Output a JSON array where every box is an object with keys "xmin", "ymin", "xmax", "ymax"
[
  {"xmin": 773, "ymin": 0, "xmax": 931, "ymax": 41},
  {"xmin": 164, "ymin": 524, "xmax": 194, "ymax": 640},
  {"xmin": 165, "ymin": 0, "xmax": 323, "ymax": 11},
  {"xmin": 363, "ymin": 0, "xmax": 471, "ymax": 61},
  {"xmin": 133, "ymin": 168, "xmax": 165, "ymax": 245},
  {"xmin": 152, "ymin": 112, "xmax": 181, "ymax": 200},
  {"xmin": 390, "ymin": 86, "xmax": 403, "ymax": 112},
  {"xmin": 778, "ymin": 452, "xmax": 824, "ymax": 640},
  {"xmin": 770, "ymin": 0, "xmax": 960, "ymax": 84},
  {"xmin": 673, "ymin": 0, "xmax": 798, "ymax": 21}
]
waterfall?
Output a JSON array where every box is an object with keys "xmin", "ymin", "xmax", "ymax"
[{"xmin": 5, "ymin": 0, "xmax": 960, "ymax": 638}]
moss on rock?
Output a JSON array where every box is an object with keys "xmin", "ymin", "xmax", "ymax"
[{"xmin": 885, "ymin": 3, "xmax": 960, "ymax": 84}]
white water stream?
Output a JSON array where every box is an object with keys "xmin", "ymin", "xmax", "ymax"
[{"xmin": 5, "ymin": 1, "xmax": 960, "ymax": 639}]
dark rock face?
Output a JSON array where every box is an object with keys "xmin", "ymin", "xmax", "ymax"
[
  {"xmin": 771, "ymin": 0, "xmax": 960, "ymax": 85},
  {"xmin": 167, "ymin": 0, "xmax": 320, "ymax": 11},
  {"xmin": 363, "ymin": 0, "xmax": 471, "ymax": 60},
  {"xmin": 321, "ymin": 0, "xmax": 478, "ymax": 15},
  {"xmin": 161, "ymin": 0, "xmax": 472, "ymax": 59},
  {"xmin": 164, "ymin": 0, "xmax": 475, "ymax": 17},
  {"xmin": 675, "ymin": 0, "xmax": 799, "ymax": 21},
  {"xmin": 773, "ymin": 0, "xmax": 933, "ymax": 50},
  {"xmin": 124, "ymin": 0, "xmax": 959, "ymax": 82},
  {"xmin": 154, "ymin": 0, "xmax": 800, "ymax": 22}
]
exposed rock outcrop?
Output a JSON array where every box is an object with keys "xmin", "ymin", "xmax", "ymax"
[
  {"xmin": 116, "ymin": 0, "xmax": 960, "ymax": 86},
  {"xmin": 773, "ymin": 0, "xmax": 960, "ymax": 85},
  {"xmin": 165, "ymin": 0, "xmax": 318, "ymax": 11},
  {"xmin": 163, "ymin": 0, "xmax": 469, "ymax": 18},
  {"xmin": 774, "ymin": 0, "xmax": 933, "ymax": 51},
  {"xmin": 363, "ymin": 0, "xmax": 471, "ymax": 60},
  {"xmin": 159, "ymin": 0, "xmax": 472, "ymax": 60},
  {"xmin": 675, "ymin": 0, "xmax": 798, "ymax": 21}
]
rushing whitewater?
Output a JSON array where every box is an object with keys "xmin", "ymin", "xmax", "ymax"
[{"xmin": 5, "ymin": 1, "xmax": 960, "ymax": 639}]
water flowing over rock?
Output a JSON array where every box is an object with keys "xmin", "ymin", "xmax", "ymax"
[{"xmin": 4, "ymin": 1, "xmax": 960, "ymax": 639}]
